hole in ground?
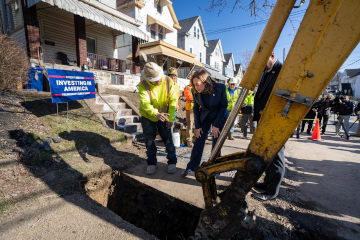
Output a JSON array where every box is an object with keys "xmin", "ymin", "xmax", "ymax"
[{"xmin": 82, "ymin": 170, "xmax": 202, "ymax": 240}]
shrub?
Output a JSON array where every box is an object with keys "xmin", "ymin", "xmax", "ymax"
[{"xmin": 0, "ymin": 34, "xmax": 29, "ymax": 90}]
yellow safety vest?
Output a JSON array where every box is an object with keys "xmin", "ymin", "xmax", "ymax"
[{"xmin": 226, "ymin": 87, "xmax": 240, "ymax": 112}]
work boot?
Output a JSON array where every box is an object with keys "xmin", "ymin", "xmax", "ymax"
[
  {"xmin": 167, "ymin": 164, "xmax": 177, "ymax": 174},
  {"xmin": 228, "ymin": 133, "xmax": 234, "ymax": 140}
]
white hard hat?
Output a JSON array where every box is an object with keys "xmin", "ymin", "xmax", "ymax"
[
  {"xmin": 142, "ymin": 62, "xmax": 164, "ymax": 82},
  {"xmin": 229, "ymin": 78, "xmax": 237, "ymax": 84}
]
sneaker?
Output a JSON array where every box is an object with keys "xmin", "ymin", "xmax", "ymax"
[
  {"xmin": 146, "ymin": 165, "xmax": 157, "ymax": 175},
  {"xmin": 181, "ymin": 169, "xmax": 192, "ymax": 177},
  {"xmin": 167, "ymin": 164, "xmax": 177, "ymax": 174}
]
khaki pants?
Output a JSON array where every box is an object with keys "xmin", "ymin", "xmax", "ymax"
[{"xmin": 186, "ymin": 110, "xmax": 194, "ymax": 144}]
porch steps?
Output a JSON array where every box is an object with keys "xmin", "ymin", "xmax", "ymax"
[{"xmin": 86, "ymin": 94, "xmax": 143, "ymax": 141}]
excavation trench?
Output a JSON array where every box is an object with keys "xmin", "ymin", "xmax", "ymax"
[{"xmin": 82, "ymin": 170, "xmax": 202, "ymax": 239}]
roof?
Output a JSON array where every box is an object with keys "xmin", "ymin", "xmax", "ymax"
[
  {"xmin": 235, "ymin": 64, "xmax": 242, "ymax": 74},
  {"xmin": 344, "ymin": 68, "xmax": 360, "ymax": 78},
  {"xmin": 29, "ymin": 0, "xmax": 148, "ymax": 40},
  {"xmin": 207, "ymin": 39, "xmax": 220, "ymax": 54},
  {"xmin": 127, "ymin": 40, "xmax": 202, "ymax": 66},
  {"xmin": 224, "ymin": 53, "xmax": 233, "ymax": 66},
  {"xmin": 178, "ymin": 16, "xmax": 208, "ymax": 45},
  {"xmin": 197, "ymin": 64, "xmax": 228, "ymax": 81}
]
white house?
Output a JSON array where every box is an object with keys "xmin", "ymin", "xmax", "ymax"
[
  {"xmin": 340, "ymin": 69, "xmax": 360, "ymax": 98},
  {"xmin": 177, "ymin": 16, "xmax": 208, "ymax": 64},
  {"xmin": 206, "ymin": 39, "xmax": 225, "ymax": 73},
  {"xmin": 116, "ymin": 0, "xmax": 180, "ymax": 58},
  {"xmin": 223, "ymin": 53, "xmax": 235, "ymax": 78},
  {"xmin": 116, "ymin": 0, "xmax": 201, "ymax": 74},
  {"xmin": 234, "ymin": 64, "xmax": 243, "ymax": 85}
]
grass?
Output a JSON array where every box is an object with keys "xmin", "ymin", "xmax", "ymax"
[
  {"xmin": 0, "ymin": 198, "xmax": 15, "ymax": 214},
  {"xmin": 0, "ymin": 151, "xmax": 4, "ymax": 159},
  {"xmin": 22, "ymin": 94, "xmax": 127, "ymax": 167}
]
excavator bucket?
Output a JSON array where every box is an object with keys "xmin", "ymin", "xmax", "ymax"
[{"xmin": 194, "ymin": 0, "xmax": 360, "ymax": 239}]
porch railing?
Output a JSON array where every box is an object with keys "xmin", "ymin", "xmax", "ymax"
[{"xmin": 87, "ymin": 53, "xmax": 136, "ymax": 74}]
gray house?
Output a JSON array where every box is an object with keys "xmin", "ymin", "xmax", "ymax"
[
  {"xmin": 223, "ymin": 53, "xmax": 235, "ymax": 78},
  {"xmin": 177, "ymin": 16, "xmax": 208, "ymax": 64}
]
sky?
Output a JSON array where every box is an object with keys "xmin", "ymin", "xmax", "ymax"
[{"xmin": 172, "ymin": 0, "xmax": 360, "ymax": 71}]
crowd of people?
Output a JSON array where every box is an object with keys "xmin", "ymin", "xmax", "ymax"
[{"xmin": 136, "ymin": 54, "xmax": 360, "ymax": 201}]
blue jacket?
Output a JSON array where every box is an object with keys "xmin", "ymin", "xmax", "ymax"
[{"xmin": 193, "ymin": 82, "xmax": 229, "ymax": 129}]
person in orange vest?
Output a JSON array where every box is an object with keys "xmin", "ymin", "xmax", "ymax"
[
  {"xmin": 138, "ymin": 62, "xmax": 177, "ymax": 175},
  {"xmin": 184, "ymin": 84, "xmax": 194, "ymax": 147},
  {"xmin": 167, "ymin": 67, "xmax": 180, "ymax": 114}
]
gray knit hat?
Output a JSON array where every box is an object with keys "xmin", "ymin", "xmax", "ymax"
[{"xmin": 142, "ymin": 62, "xmax": 164, "ymax": 82}]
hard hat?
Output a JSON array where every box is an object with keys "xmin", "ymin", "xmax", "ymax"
[
  {"xmin": 168, "ymin": 67, "xmax": 178, "ymax": 76},
  {"xmin": 142, "ymin": 62, "xmax": 164, "ymax": 82},
  {"xmin": 229, "ymin": 78, "xmax": 237, "ymax": 84}
]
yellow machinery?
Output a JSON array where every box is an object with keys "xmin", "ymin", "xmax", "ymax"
[{"xmin": 193, "ymin": 0, "xmax": 360, "ymax": 238}]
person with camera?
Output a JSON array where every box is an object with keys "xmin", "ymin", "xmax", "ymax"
[{"xmin": 334, "ymin": 95, "xmax": 354, "ymax": 140}]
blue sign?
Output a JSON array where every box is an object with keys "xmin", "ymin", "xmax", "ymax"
[{"xmin": 47, "ymin": 69, "xmax": 96, "ymax": 103}]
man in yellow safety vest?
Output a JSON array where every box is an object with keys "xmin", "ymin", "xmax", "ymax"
[
  {"xmin": 167, "ymin": 67, "xmax": 180, "ymax": 113},
  {"xmin": 138, "ymin": 62, "xmax": 177, "ymax": 175},
  {"xmin": 240, "ymin": 90, "xmax": 255, "ymax": 138},
  {"xmin": 226, "ymin": 77, "xmax": 240, "ymax": 140}
]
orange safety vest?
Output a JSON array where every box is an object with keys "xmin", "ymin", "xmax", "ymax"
[{"xmin": 140, "ymin": 76, "xmax": 170, "ymax": 113}]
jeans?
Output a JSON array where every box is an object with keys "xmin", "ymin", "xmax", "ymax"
[
  {"xmin": 336, "ymin": 115, "xmax": 350, "ymax": 137},
  {"xmin": 186, "ymin": 118, "xmax": 222, "ymax": 171},
  {"xmin": 140, "ymin": 117, "xmax": 177, "ymax": 166}
]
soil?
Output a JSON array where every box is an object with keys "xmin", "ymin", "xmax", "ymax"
[{"xmin": 0, "ymin": 90, "xmax": 359, "ymax": 240}]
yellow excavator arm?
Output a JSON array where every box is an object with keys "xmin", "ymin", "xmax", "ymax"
[{"xmin": 194, "ymin": 0, "xmax": 360, "ymax": 238}]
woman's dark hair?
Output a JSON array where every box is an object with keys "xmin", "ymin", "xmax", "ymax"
[{"xmin": 190, "ymin": 69, "xmax": 214, "ymax": 94}]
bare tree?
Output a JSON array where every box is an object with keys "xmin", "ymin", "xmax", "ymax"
[
  {"xmin": 240, "ymin": 49, "xmax": 253, "ymax": 70},
  {"xmin": 206, "ymin": 0, "xmax": 275, "ymax": 15},
  {"xmin": 0, "ymin": 34, "xmax": 29, "ymax": 90}
]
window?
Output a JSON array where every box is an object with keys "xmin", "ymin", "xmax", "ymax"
[
  {"xmin": 157, "ymin": 4, "xmax": 162, "ymax": 13},
  {"xmin": 158, "ymin": 26, "xmax": 164, "ymax": 40},
  {"xmin": 190, "ymin": 48, "xmax": 192, "ymax": 53},
  {"xmin": 194, "ymin": 26, "xmax": 196, "ymax": 37},
  {"xmin": 215, "ymin": 62, "xmax": 219, "ymax": 69},
  {"xmin": 86, "ymin": 37, "xmax": 96, "ymax": 54},
  {"xmin": 199, "ymin": 52, "xmax": 202, "ymax": 62},
  {"xmin": 6, "ymin": 0, "xmax": 22, "ymax": 31},
  {"xmin": 197, "ymin": 29, "xmax": 200, "ymax": 39},
  {"xmin": 111, "ymin": 74, "xmax": 124, "ymax": 85},
  {"xmin": 151, "ymin": 29, "xmax": 156, "ymax": 39}
]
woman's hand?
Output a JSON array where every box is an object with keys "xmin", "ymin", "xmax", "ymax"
[
  {"xmin": 194, "ymin": 128, "xmax": 203, "ymax": 138},
  {"xmin": 212, "ymin": 126, "xmax": 220, "ymax": 138}
]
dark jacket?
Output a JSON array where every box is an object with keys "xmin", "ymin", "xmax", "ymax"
[
  {"xmin": 337, "ymin": 101, "xmax": 354, "ymax": 115},
  {"xmin": 253, "ymin": 60, "xmax": 282, "ymax": 121},
  {"xmin": 193, "ymin": 82, "xmax": 229, "ymax": 129},
  {"xmin": 314, "ymin": 99, "xmax": 332, "ymax": 116}
]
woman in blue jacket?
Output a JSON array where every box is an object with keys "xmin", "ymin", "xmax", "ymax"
[{"xmin": 182, "ymin": 69, "xmax": 228, "ymax": 177}]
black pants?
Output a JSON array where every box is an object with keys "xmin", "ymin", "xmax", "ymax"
[
  {"xmin": 262, "ymin": 146, "xmax": 285, "ymax": 197},
  {"xmin": 318, "ymin": 114, "xmax": 329, "ymax": 133},
  {"xmin": 301, "ymin": 119, "xmax": 314, "ymax": 134}
]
